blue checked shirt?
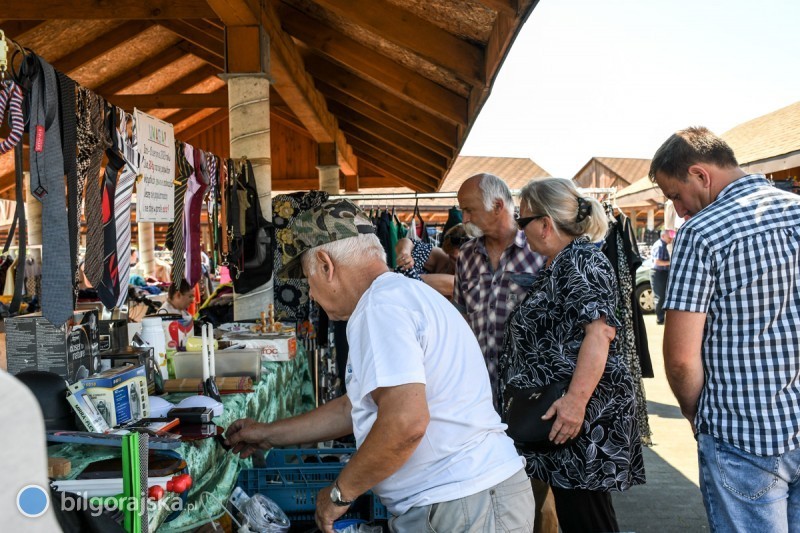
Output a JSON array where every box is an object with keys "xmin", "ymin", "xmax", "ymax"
[
  {"xmin": 665, "ymin": 174, "xmax": 800, "ymax": 456},
  {"xmin": 453, "ymin": 230, "xmax": 545, "ymax": 407}
]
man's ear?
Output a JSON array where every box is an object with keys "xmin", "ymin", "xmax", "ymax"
[
  {"xmin": 688, "ymin": 164, "xmax": 711, "ymax": 188},
  {"xmin": 493, "ymin": 199, "xmax": 504, "ymax": 214},
  {"xmin": 316, "ymin": 250, "xmax": 335, "ymax": 281}
]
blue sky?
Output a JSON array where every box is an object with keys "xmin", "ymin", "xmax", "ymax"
[{"xmin": 461, "ymin": 0, "xmax": 800, "ymax": 178}]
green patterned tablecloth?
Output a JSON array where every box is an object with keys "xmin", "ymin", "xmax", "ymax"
[{"xmin": 50, "ymin": 349, "xmax": 315, "ymax": 532}]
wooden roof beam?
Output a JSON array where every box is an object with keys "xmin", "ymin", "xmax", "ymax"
[
  {"xmin": 0, "ymin": 1, "xmax": 216, "ymax": 19},
  {"xmin": 54, "ymin": 21, "xmax": 152, "ymax": 74},
  {"xmin": 317, "ymin": 81, "xmax": 454, "ymax": 159},
  {"xmin": 312, "ymin": 0, "xmax": 485, "ymax": 86},
  {"xmin": 304, "ymin": 56, "xmax": 459, "ymax": 149},
  {"xmin": 205, "ymin": 0, "xmax": 259, "ymax": 25},
  {"xmin": 257, "ymin": 0, "xmax": 357, "ymax": 176},
  {"xmin": 479, "ymin": 0, "xmax": 521, "ymax": 17},
  {"xmin": 106, "ymin": 91, "xmax": 227, "ymax": 110},
  {"xmin": 355, "ymin": 152, "xmax": 436, "ymax": 192},
  {"xmin": 346, "ymin": 134, "xmax": 442, "ymax": 182},
  {"xmin": 276, "ymin": 3, "xmax": 467, "ymax": 127},
  {"xmin": 157, "ymin": 20, "xmax": 224, "ymax": 60},
  {"xmin": 0, "ymin": 20, "xmax": 46, "ymax": 38},
  {"xmin": 348, "ymin": 139, "xmax": 439, "ymax": 190},
  {"xmin": 177, "ymin": 41, "xmax": 225, "ymax": 70}
]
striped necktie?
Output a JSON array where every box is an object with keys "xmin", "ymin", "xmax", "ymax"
[
  {"xmin": 169, "ymin": 141, "xmax": 192, "ymax": 287},
  {"xmin": 184, "ymin": 147, "xmax": 209, "ymax": 286},
  {"xmin": 82, "ymin": 99, "xmax": 113, "ymax": 288},
  {"xmin": 113, "ymin": 110, "xmax": 140, "ymax": 308},
  {"xmin": 97, "ymin": 109, "xmax": 125, "ymax": 309}
]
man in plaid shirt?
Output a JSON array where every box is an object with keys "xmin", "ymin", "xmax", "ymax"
[
  {"xmin": 453, "ymin": 173, "xmax": 554, "ymax": 533},
  {"xmin": 650, "ymin": 127, "xmax": 800, "ymax": 532}
]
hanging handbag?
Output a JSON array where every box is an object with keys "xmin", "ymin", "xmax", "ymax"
[{"xmin": 503, "ymin": 379, "xmax": 573, "ymax": 450}]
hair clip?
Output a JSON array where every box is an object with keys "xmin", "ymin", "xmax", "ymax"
[{"xmin": 576, "ymin": 197, "xmax": 592, "ymax": 223}]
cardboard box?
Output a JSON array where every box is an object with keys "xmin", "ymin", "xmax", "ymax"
[
  {"xmin": 97, "ymin": 319, "xmax": 129, "ymax": 353},
  {"xmin": 81, "ymin": 365, "xmax": 149, "ymax": 427},
  {"xmin": 66, "ymin": 381, "xmax": 111, "ymax": 433},
  {"xmin": 222, "ymin": 332, "xmax": 297, "ymax": 362},
  {"xmin": 100, "ymin": 347, "xmax": 156, "ymax": 395},
  {"xmin": 5, "ymin": 311, "xmax": 100, "ymax": 382}
]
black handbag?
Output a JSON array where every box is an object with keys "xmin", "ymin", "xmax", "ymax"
[{"xmin": 503, "ymin": 380, "xmax": 572, "ymax": 450}]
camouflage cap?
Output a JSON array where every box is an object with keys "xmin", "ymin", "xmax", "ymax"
[{"xmin": 277, "ymin": 199, "xmax": 376, "ymax": 279}]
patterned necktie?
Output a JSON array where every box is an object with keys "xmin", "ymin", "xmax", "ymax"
[
  {"xmin": 97, "ymin": 109, "xmax": 125, "ymax": 309},
  {"xmin": 184, "ymin": 147, "xmax": 209, "ymax": 286},
  {"xmin": 29, "ymin": 56, "xmax": 72, "ymax": 326},
  {"xmin": 56, "ymin": 71, "xmax": 79, "ymax": 302},
  {"xmin": 82, "ymin": 99, "xmax": 112, "ymax": 288},
  {"xmin": 169, "ymin": 141, "xmax": 192, "ymax": 287},
  {"xmin": 113, "ymin": 110, "xmax": 140, "ymax": 308}
]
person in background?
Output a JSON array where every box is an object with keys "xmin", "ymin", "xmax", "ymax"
[
  {"xmin": 158, "ymin": 280, "xmax": 194, "ymax": 321},
  {"xmin": 130, "ymin": 248, "xmax": 139, "ymax": 268},
  {"xmin": 649, "ymin": 229, "xmax": 673, "ymax": 324},
  {"xmin": 650, "ymin": 126, "xmax": 800, "ymax": 532},
  {"xmin": 226, "ymin": 200, "xmax": 534, "ymax": 533},
  {"xmin": 454, "ymin": 173, "xmax": 556, "ymax": 533},
  {"xmin": 502, "ymin": 177, "xmax": 645, "ymax": 532},
  {"xmin": 394, "ymin": 223, "xmax": 469, "ymax": 299}
]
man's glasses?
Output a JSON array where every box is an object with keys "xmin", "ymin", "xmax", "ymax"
[{"xmin": 515, "ymin": 215, "xmax": 545, "ymax": 229}]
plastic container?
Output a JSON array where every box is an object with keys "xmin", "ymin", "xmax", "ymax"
[
  {"xmin": 141, "ymin": 317, "xmax": 168, "ymax": 381},
  {"xmin": 236, "ymin": 448, "xmax": 388, "ymax": 523}
]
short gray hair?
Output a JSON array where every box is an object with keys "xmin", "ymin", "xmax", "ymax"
[
  {"xmin": 301, "ymin": 233, "xmax": 386, "ymax": 277},
  {"xmin": 475, "ymin": 173, "xmax": 515, "ymax": 215}
]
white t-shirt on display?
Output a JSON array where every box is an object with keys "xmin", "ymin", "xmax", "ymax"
[{"xmin": 346, "ymin": 272, "xmax": 524, "ymax": 515}]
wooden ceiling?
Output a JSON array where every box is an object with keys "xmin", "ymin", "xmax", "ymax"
[{"xmin": 0, "ymin": 0, "xmax": 539, "ymax": 197}]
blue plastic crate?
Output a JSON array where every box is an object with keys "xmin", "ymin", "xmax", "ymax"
[{"xmin": 237, "ymin": 448, "xmax": 388, "ymax": 522}]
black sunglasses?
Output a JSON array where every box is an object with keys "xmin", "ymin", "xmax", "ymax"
[{"xmin": 515, "ymin": 215, "xmax": 545, "ymax": 229}]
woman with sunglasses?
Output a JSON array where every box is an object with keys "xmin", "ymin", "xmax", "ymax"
[
  {"xmin": 499, "ymin": 178, "xmax": 645, "ymax": 532},
  {"xmin": 395, "ymin": 223, "xmax": 469, "ymax": 299}
]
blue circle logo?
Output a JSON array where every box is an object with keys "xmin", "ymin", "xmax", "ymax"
[{"xmin": 17, "ymin": 485, "xmax": 49, "ymax": 518}]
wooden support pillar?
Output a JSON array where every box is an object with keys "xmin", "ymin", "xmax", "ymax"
[
  {"xmin": 647, "ymin": 209, "xmax": 655, "ymax": 231},
  {"xmin": 138, "ymin": 222, "xmax": 156, "ymax": 278},
  {"xmin": 224, "ymin": 24, "xmax": 273, "ymax": 319},
  {"xmin": 317, "ymin": 142, "xmax": 339, "ymax": 194}
]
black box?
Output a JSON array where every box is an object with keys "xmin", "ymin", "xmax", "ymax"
[
  {"xmin": 97, "ymin": 319, "xmax": 129, "ymax": 353},
  {"xmin": 100, "ymin": 346, "xmax": 156, "ymax": 395},
  {"xmin": 5, "ymin": 311, "xmax": 100, "ymax": 383}
]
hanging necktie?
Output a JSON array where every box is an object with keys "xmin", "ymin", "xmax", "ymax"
[
  {"xmin": 96, "ymin": 108, "xmax": 125, "ymax": 309},
  {"xmin": 205, "ymin": 152, "xmax": 219, "ymax": 271},
  {"xmin": 56, "ymin": 71, "xmax": 79, "ymax": 302},
  {"xmin": 82, "ymin": 97, "xmax": 112, "ymax": 288},
  {"xmin": 169, "ymin": 140, "xmax": 192, "ymax": 287},
  {"xmin": 28, "ymin": 55, "xmax": 72, "ymax": 326},
  {"xmin": 184, "ymin": 147, "xmax": 209, "ymax": 286},
  {"xmin": 0, "ymin": 82, "xmax": 24, "ymax": 154},
  {"xmin": 113, "ymin": 109, "xmax": 140, "ymax": 308}
]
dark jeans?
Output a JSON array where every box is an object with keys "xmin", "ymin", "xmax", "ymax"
[{"xmin": 650, "ymin": 269, "xmax": 669, "ymax": 323}]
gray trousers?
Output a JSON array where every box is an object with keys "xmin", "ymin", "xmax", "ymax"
[{"xmin": 389, "ymin": 468, "xmax": 535, "ymax": 532}]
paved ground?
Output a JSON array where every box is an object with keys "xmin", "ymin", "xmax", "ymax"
[{"xmin": 612, "ymin": 314, "xmax": 709, "ymax": 532}]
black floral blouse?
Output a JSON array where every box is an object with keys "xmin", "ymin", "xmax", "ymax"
[{"xmin": 500, "ymin": 238, "xmax": 646, "ymax": 492}]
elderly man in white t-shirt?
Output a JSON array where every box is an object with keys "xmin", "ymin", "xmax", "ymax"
[{"xmin": 226, "ymin": 199, "xmax": 533, "ymax": 533}]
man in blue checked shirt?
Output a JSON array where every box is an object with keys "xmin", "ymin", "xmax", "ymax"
[{"xmin": 649, "ymin": 126, "xmax": 800, "ymax": 532}]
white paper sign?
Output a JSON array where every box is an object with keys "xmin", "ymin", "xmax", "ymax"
[{"xmin": 134, "ymin": 109, "xmax": 175, "ymax": 223}]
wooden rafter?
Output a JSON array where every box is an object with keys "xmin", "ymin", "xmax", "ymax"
[
  {"xmin": 346, "ymin": 134, "xmax": 441, "ymax": 182},
  {"xmin": 480, "ymin": 0, "xmax": 520, "ymax": 16},
  {"xmin": 177, "ymin": 41, "xmax": 224, "ymax": 70},
  {"xmin": 355, "ymin": 152, "xmax": 435, "ymax": 192},
  {"xmin": 53, "ymin": 21, "xmax": 152, "ymax": 74},
  {"xmin": 348, "ymin": 138, "xmax": 439, "ymax": 189},
  {"xmin": 0, "ymin": 1, "xmax": 216, "ymax": 20},
  {"xmin": 204, "ymin": 0, "xmax": 258, "ymax": 25},
  {"xmin": 157, "ymin": 20, "xmax": 224, "ymax": 60},
  {"xmin": 0, "ymin": 20, "xmax": 46, "ymax": 38},
  {"xmin": 93, "ymin": 46, "xmax": 186, "ymax": 94},
  {"xmin": 277, "ymin": 3, "xmax": 467, "ymax": 126},
  {"xmin": 106, "ymin": 91, "xmax": 227, "ymax": 109},
  {"xmin": 305, "ymin": 58, "xmax": 459, "ymax": 149},
  {"xmin": 311, "ymin": 0, "xmax": 485, "ymax": 86},
  {"xmin": 317, "ymin": 81, "xmax": 454, "ymax": 159}
]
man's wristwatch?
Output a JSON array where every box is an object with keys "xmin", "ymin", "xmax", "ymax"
[{"xmin": 330, "ymin": 480, "xmax": 355, "ymax": 507}]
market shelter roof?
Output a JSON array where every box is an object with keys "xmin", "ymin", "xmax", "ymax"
[
  {"xmin": 615, "ymin": 175, "xmax": 664, "ymax": 210},
  {"xmin": 0, "ymin": 0, "xmax": 541, "ymax": 197},
  {"xmin": 572, "ymin": 157, "xmax": 651, "ymax": 190},
  {"xmin": 722, "ymin": 100, "xmax": 800, "ymax": 175}
]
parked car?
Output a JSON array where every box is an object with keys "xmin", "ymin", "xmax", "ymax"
[{"xmin": 635, "ymin": 260, "xmax": 654, "ymax": 314}]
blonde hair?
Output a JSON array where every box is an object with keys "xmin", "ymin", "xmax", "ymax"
[{"xmin": 519, "ymin": 178, "xmax": 608, "ymax": 242}]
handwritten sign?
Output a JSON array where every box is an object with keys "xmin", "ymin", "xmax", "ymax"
[{"xmin": 134, "ymin": 109, "xmax": 175, "ymax": 223}]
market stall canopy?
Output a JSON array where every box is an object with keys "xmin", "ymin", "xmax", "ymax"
[
  {"xmin": 722, "ymin": 100, "xmax": 800, "ymax": 179},
  {"xmin": 0, "ymin": 0, "xmax": 541, "ymax": 198}
]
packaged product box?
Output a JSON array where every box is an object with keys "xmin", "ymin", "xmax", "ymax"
[
  {"xmin": 5, "ymin": 310, "xmax": 100, "ymax": 382},
  {"xmin": 81, "ymin": 365, "xmax": 150, "ymax": 427},
  {"xmin": 222, "ymin": 332, "xmax": 297, "ymax": 362},
  {"xmin": 66, "ymin": 381, "xmax": 111, "ymax": 433}
]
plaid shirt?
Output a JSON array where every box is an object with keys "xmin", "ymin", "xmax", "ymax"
[
  {"xmin": 454, "ymin": 230, "xmax": 545, "ymax": 406},
  {"xmin": 665, "ymin": 174, "xmax": 800, "ymax": 456}
]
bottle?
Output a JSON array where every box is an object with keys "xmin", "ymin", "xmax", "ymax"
[{"xmin": 141, "ymin": 317, "xmax": 169, "ymax": 381}]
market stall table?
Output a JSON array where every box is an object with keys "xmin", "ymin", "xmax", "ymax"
[{"xmin": 49, "ymin": 351, "xmax": 315, "ymax": 531}]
